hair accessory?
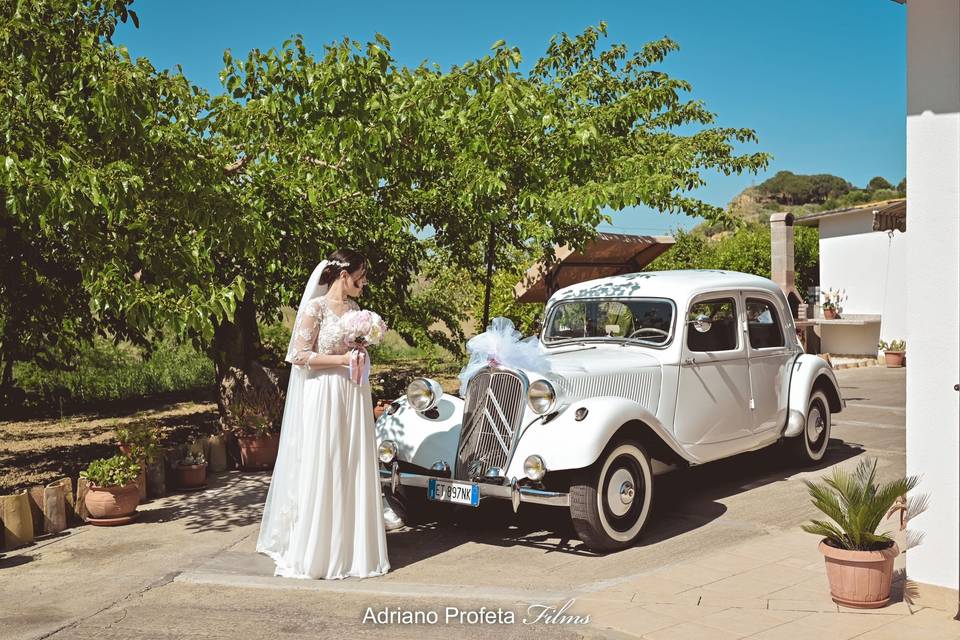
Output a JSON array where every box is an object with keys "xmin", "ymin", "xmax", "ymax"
[{"xmin": 327, "ymin": 259, "xmax": 350, "ymax": 269}]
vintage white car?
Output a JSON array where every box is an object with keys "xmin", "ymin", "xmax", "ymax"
[{"xmin": 376, "ymin": 270, "xmax": 844, "ymax": 550}]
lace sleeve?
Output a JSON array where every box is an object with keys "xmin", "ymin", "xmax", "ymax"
[{"xmin": 285, "ymin": 298, "xmax": 324, "ymax": 366}]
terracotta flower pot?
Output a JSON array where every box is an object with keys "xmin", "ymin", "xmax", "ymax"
[
  {"xmin": 117, "ymin": 443, "xmax": 133, "ymax": 457},
  {"xmin": 237, "ymin": 433, "xmax": 280, "ymax": 470},
  {"xmin": 819, "ymin": 539, "xmax": 899, "ymax": 608},
  {"xmin": 884, "ymin": 351, "xmax": 905, "ymax": 368},
  {"xmin": 823, "ymin": 308, "xmax": 838, "ymax": 320},
  {"xmin": 84, "ymin": 483, "xmax": 140, "ymax": 520},
  {"xmin": 174, "ymin": 464, "xmax": 208, "ymax": 489}
]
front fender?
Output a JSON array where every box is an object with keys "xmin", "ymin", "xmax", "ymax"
[
  {"xmin": 784, "ymin": 354, "xmax": 844, "ymax": 437},
  {"xmin": 504, "ymin": 395, "xmax": 698, "ymax": 479},
  {"xmin": 375, "ymin": 394, "xmax": 463, "ymax": 469}
]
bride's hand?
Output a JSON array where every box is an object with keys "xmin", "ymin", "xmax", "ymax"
[{"xmin": 339, "ymin": 353, "xmax": 352, "ymax": 366}]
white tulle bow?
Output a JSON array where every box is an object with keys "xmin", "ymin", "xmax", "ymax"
[{"xmin": 458, "ymin": 317, "xmax": 550, "ymax": 395}]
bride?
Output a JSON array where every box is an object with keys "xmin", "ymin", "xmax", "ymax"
[{"xmin": 256, "ymin": 249, "xmax": 394, "ymax": 579}]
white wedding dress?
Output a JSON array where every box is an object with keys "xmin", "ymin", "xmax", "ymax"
[{"xmin": 256, "ymin": 288, "xmax": 390, "ymax": 579}]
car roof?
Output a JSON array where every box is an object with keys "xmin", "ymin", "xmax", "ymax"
[{"xmin": 547, "ymin": 270, "xmax": 785, "ymax": 305}]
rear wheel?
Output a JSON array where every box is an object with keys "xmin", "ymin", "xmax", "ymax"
[
  {"xmin": 569, "ymin": 439, "xmax": 654, "ymax": 551},
  {"xmin": 794, "ymin": 390, "xmax": 831, "ymax": 463}
]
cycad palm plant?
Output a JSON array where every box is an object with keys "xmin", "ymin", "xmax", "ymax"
[{"xmin": 802, "ymin": 458, "xmax": 919, "ymax": 551}]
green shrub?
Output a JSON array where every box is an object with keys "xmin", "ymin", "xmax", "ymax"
[
  {"xmin": 80, "ymin": 455, "xmax": 141, "ymax": 488},
  {"xmin": 13, "ymin": 337, "xmax": 214, "ymax": 407},
  {"xmin": 115, "ymin": 419, "xmax": 161, "ymax": 463}
]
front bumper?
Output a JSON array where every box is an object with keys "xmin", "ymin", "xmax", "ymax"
[{"xmin": 379, "ymin": 464, "xmax": 570, "ymax": 512}]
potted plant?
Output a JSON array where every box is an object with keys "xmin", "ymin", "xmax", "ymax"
[
  {"xmin": 227, "ymin": 388, "xmax": 282, "ymax": 470},
  {"xmin": 878, "ymin": 339, "xmax": 906, "ymax": 368},
  {"xmin": 821, "ymin": 288, "xmax": 846, "ymax": 320},
  {"xmin": 115, "ymin": 419, "xmax": 161, "ymax": 461},
  {"xmin": 173, "ymin": 451, "xmax": 208, "ymax": 490},
  {"xmin": 79, "ymin": 455, "xmax": 142, "ymax": 524},
  {"xmin": 802, "ymin": 458, "xmax": 919, "ymax": 608}
]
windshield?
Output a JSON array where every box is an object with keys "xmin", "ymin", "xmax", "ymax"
[{"xmin": 543, "ymin": 298, "xmax": 675, "ymax": 346}]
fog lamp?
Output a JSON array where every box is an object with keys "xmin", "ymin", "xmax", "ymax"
[
  {"xmin": 378, "ymin": 440, "xmax": 398, "ymax": 464},
  {"xmin": 524, "ymin": 455, "xmax": 547, "ymax": 481}
]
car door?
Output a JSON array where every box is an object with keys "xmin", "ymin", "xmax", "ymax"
[
  {"xmin": 743, "ymin": 292, "xmax": 793, "ymax": 434},
  {"xmin": 674, "ymin": 293, "xmax": 752, "ymax": 446}
]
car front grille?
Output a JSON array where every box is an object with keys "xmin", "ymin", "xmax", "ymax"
[{"xmin": 455, "ymin": 368, "xmax": 526, "ymax": 481}]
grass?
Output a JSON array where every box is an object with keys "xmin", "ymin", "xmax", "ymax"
[{"xmin": 13, "ymin": 337, "xmax": 214, "ymax": 409}]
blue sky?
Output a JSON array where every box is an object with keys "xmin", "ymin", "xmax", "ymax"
[{"xmin": 116, "ymin": 0, "xmax": 906, "ymax": 235}]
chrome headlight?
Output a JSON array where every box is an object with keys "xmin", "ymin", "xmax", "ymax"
[
  {"xmin": 378, "ymin": 440, "xmax": 398, "ymax": 464},
  {"xmin": 406, "ymin": 377, "xmax": 442, "ymax": 412},
  {"xmin": 528, "ymin": 379, "xmax": 558, "ymax": 415},
  {"xmin": 524, "ymin": 455, "xmax": 547, "ymax": 481}
]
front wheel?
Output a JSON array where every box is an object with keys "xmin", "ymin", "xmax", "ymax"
[
  {"xmin": 569, "ymin": 439, "xmax": 654, "ymax": 551},
  {"xmin": 793, "ymin": 390, "xmax": 831, "ymax": 463}
]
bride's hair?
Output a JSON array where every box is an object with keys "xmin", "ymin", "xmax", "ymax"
[{"xmin": 319, "ymin": 249, "xmax": 367, "ymax": 287}]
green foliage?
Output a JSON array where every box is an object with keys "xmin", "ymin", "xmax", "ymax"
[
  {"xmin": 115, "ymin": 418, "xmax": 161, "ymax": 463},
  {"xmin": 224, "ymin": 387, "xmax": 282, "ymax": 435},
  {"xmin": 258, "ymin": 321, "xmax": 292, "ymax": 367},
  {"xmin": 80, "ymin": 454, "xmax": 141, "ymax": 488},
  {"xmin": 13, "ymin": 337, "xmax": 213, "ymax": 407},
  {"xmin": 896, "ymin": 178, "xmax": 906, "ymax": 195},
  {"xmin": 878, "ymin": 339, "xmax": 905, "ymax": 352},
  {"xmin": 471, "ymin": 265, "xmax": 544, "ymax": 337},
  {"xmin": 867, "ymin": 176, "xmax": 893, "ymax": 191},
  {"xmin": 758, "ymin": 171, "xmax": 851, "ymax": 205},
  {"xmin": 646, "ymin": 224, "xmax": 820, "ymax": 293},
  {"xmin": 801, "ymin": 458, "xmax": 919, "ymax": 551},
  {"xmin": 2, "ymin": 6, "xmax": 769, "ymax": 393}
]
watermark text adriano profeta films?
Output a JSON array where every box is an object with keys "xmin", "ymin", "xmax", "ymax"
[{"xmin": 362, "ymin": 599, "xmax": 590, "ymax": 626}]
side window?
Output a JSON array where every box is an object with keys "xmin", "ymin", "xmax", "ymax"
[
  {"xmin": 687, "ymin": 298, "xmax": 738, "ymax": 352},
  {"xmin": 746, "ymin": 298, "xmax": 785, "ymax": 348}
]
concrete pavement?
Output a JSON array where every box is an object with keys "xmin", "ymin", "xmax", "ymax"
[{"xmin": 2, "ymin": 366, "xmax": 957, "ymax": 639}]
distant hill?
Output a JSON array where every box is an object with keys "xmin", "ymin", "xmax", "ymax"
[{"xmin": 699, "ymin": 170, "xmax": 905, "ymax": 236}]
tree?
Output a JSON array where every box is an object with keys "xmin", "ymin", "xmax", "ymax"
[
  {"xmin": 646, "ymin": 224, "xmax": 819, "ymax": 293},
  {"xmin": 758, "ymin": 171, "xmax": 851, "ymax": 205},
  {"xmin": 3, "ymin": 8, "xmax": 771, "ymax": 412},
  {"xmin": 394, "ymin": 24, "xmax": 770, "ymax": 326},
  {"xmin": 1, "ymin": 0, "xmax": 236, "ymax": 399},
  {"xmin": 867, "ymin": 176, "xmax": 893, "ymax": 191}
]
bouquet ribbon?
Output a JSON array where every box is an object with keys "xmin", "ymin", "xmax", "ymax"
[{"xmin": 349, "ymin": 345, "xmax": 371, "ymax": 385}]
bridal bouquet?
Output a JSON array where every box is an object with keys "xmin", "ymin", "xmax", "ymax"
[{"xmin": 340, "ymin": 309, "xmax": 387, "ymax": 385}]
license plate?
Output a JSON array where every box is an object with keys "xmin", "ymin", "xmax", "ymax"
[{"xmin": 427, "ymin": 478, "xmax": 480, "ymax": 507}]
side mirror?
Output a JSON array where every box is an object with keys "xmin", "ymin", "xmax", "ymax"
[{"xmin": 691, "ymin": 315, "xmax": 712, "ymax": 333}]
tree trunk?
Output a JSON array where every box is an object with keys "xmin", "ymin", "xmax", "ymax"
[
  {"xmin": 210, "ymin": 293, "xmax": 263, "ymax": 418},
  {"xmin": 1, "ymin": 344, "xmax": 14, "ymax": 390},
  {"xmin": 481, "ymin": 221, "xmax": 496, "ymax": 330}
]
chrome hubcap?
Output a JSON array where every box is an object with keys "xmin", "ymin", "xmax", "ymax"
[
  {"xmin": 607, "ymin": 468, "xmax": 635, "ymax": 516},
  {"xmin": 807, "ymin": 407, "xmax": 825, "ymax": 443}
]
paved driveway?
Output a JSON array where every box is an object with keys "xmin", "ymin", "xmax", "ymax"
[{"xmin": 0, "ymin": 367, "xmax": 910, "ymax": 640}]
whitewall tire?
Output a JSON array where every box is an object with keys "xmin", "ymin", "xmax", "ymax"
[
  {"xmin": 569, "ymin": 439, "xmax": 654, "ymax": 551},
  {"xmin": 795, "ymin": 390, "xmax": 831, "ymax": 463}
]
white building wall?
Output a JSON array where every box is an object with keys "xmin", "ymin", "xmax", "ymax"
[
  {"xmin": 817, "ymin": 210, "xmax": 907, "ymax": 354},
  {"xmin": 905, "ymin": 0, "xmax": 960, "ymax": 599}
]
